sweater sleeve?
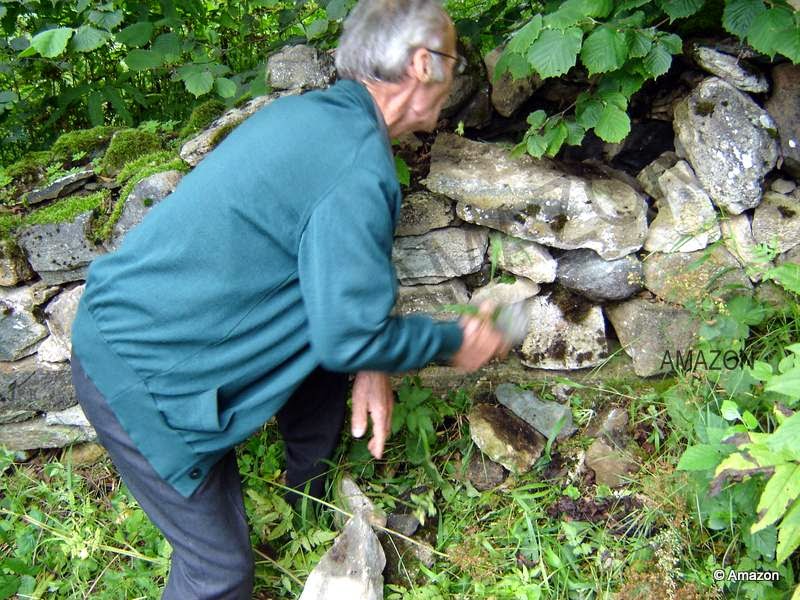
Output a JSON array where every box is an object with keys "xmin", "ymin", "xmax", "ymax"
[{"xmin": 297, "ymin": 166, "xmax": 463, "ymax": 373}]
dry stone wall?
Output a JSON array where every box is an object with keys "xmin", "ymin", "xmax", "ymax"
[{"xmin": 0, "ymin": 44, "xmax": 798, "ymax": 451}]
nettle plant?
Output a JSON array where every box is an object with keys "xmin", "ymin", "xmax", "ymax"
[{"xmin": 493, "ymin": 0, "xmax": 800, "ymax": 159}]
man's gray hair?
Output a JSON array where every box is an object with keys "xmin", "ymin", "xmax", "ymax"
[{"xmin": 335, "ymin": 0, "xmax": 451, "ymax": 83}]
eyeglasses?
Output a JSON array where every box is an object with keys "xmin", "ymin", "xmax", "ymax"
[{"xmin": 425, "ymin": 48, "xmax": 467, "ymax": 75}]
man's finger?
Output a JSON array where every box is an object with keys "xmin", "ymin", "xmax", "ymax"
[
  {"xmin": 351, "ymin": 390, "xmax": 368, "ymax": 438},
  {"xmin": 368, "ymin": 406, "xmax": 388, "ymax": 459}
]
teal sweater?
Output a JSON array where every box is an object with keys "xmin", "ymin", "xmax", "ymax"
[{"xmin": 72, "ymin": 79, "xmax": 463, "ymax": 497}]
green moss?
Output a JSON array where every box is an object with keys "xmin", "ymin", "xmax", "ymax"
[
  {"xmin": 116, "ymin": 150, "xmax": 178, "ymax": 184},
  {"xmin": 179, "ymin": 99, "xmax": 226, "ymax": 138},
  {"xmin": 209, "ymin": 120, "xmax": 241, "ymax": 149},
  {"xmin": 694, "ymin": 101, "xmax": 715, "ymax": 117},
  {"xmin": 24, "ymin": 190, "xmax": 108, "ymax": 227},
  {"xmin": 99, "ymin": 129, "xmax": 162, "ymax": 176},
  {"xmin": 94, "ymin": 157, "xmax": 188, "ymax": 242},
  {"xmin": 5, "ymin": 151, "xmax": 55, "ymax": 182},
  {"xmin": 0, "ymin": 214, "xmax": 22, "ymax": 240},
  {"xmin": 51, "ymin": 126, "xmax": 119, "ymax": 160}
]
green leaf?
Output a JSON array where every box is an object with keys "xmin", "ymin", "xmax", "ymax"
[
  {"xmin": 543, "ymin": 120, "xmax": 568, "ymax": 157},
  {"xmin": 768, "ymin": 413, "xmax": 800, "ymax": 457},
  {"xmin": 124, "ymin": 49, "xmax": 163, "ymax": 71},
  {"xmin": 0, "ymin": 6, "xmax": 6, "ymax": 19},
  {"xmin": 564, "ymin": 120, "xmax": 586, "ymax": 145},
  {"xmin": 723, "ymin": 0, "xmax": 767, "ymax": 38},
  {"xmin": 183, "ymin": 70, "xmax": 214, "ymax": 97},
  {"xmin": 544, "ymin": 0, "xmax": 586, "ymax": 29},
  {"xmin": 87, "ymin": 90, "xmax": 104, "ymax": 126},
  {"xmin": 103, "ymin": 86, "xmax": 133, "ymax": 124},
  {"xmin": 528, "ymin": 27, "xmax": 583, "ymax": 79},
  {"xmin": 765, "ymin": 368, "xmax": 800, "ymax": 402},
  {"xmin": 115, "ymin": 22, "xmax": 154, "ymax": 47},
  {"xmin": 325, "ymin": 0, "xmax": 351, "ymax": 20},
  {"xmin": 526, "ymin": 133, "xmax": 548, "ymax": 158},
  {"xmin": 677, "ymin": 444, "xmax": 730, "ymax": 470},
  {"xmin": 153, "ymin": 33, "xmax": 181, "ymax": 62},
  {"xmin": 215, "ymin": 77, "xmax": 236, "ymax": 98},
  {"xmin": 643, "ymin": 43, "xmax": 673, "ymax": 77},
  {"xmin": 526, "ymin": 109, "xmax": 547, "ymax": 129},
  {"xmin": 75, "ymin": 0, "xmax": 90, "ymax": 13},
  {"xmin": 767, "ymin": 263, "xmax": 800, "ymax": 294},
  {"xmin": 777, "ymin": 498, "xmax": 800, "ymax": 563},
  {"xmin": 507, "ymin": 15, "xmax": 543, "ymax": 54},
  {"xmin": 721, "ymin": 400, "xmax": 742, "ymax": 421},
  {"xmin": 750, "ymin": 360, "xmax": 773, "ymax": 381},
  {"xmin": 394, "ymin": 156, "xmax": 410, "ymax": 186},
  {"xmin": 88, "ymin": 9, "xmax": 124, "ymax": 31},
  {"xmin": 748, "ymin": 7, "xmax": 795, "ymax": 58},
  {"xmin": 659, "ymin": 33, "xmax": 684, "ymax": 54},
  {"xmin": 582, "ymin": 0, "xmax": 614, "ymax": 18},
  {"xmin": 614, "ymin": 0, "xmax": 651, "ymax": 16},
  {"xmin": 581, "ymin": 27, "xmax": 629, "ymax": 74},
  {"xmin": 628, "ymin": 29, "xmax": 654, "ymax": 58},
  {"xmin": 594, "ymin": 102, "xmax": 631, "ymax": 143},
  {"xmin": 658, "ymin": 0, "xmax": 706, "ymax": 21},
  {"xmin": 773, "ymin": 23, "xmax": 800, "ymax": 63},
  {"xmin": 576, "ymin": 98, "xmax": 603, "ymax": 128},
  {"xmin": 28, "ymin": 28, "xmax": 74, "ymax": 58},
  {"xmin": 70, "ymin": 25, "xmax": 110, "ymax": 53},
  {"xmin": 305, "ymin": 18, "xmax": 329, "ymax": 40},
  {"xmin": 752, "ymin": 463, "xmax": 800, "ymax": 533},
  {"xmin": 494, "ymin": 51, "xmax": 531, "ymax": 81}
]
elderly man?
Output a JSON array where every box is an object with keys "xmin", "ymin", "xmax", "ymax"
[{"xmin": 70, "ymin": 0, "xmax": 507, "ymax": 597}]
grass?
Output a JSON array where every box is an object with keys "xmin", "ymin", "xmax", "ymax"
[{"xmin": 1, "ymin": 285, "xmax": 798, "ymax": 598}]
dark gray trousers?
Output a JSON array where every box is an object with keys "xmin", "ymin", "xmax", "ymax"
[{"xmin": 71, "ymin": 355, "xmax": 348, "ymax": 599}]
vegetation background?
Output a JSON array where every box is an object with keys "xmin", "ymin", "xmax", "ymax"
[{"xmin": 1, "ymin": 0, "xmax": 799, "ymax": 598}]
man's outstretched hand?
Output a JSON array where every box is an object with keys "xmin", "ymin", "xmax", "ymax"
[
  {"xmin": 351, "ymin": 371, "xmax": 394, "ymax": 459},
  {"xmin": 451, "ymin": 302, "xmax": 510, "ymax": 372}
]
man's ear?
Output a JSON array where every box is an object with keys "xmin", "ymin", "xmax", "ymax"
[{"xmin": 408, "ymin": 47, "xmax": 432, "ymax": 83}]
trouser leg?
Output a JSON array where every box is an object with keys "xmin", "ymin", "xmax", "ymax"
[
  {"xmin": 71, "ymin": 356, "xmax": 254, "ymax": 600},
  {"xmin": 276, "ymin": 366, "xmax": 349, "ymax": 503}
]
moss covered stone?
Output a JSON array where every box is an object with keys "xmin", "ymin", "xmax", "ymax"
[
  {"xmin": 5, "ymin": 151, "xmax": 55, "ymax": 183},
  {"xmin": 24, "ymin": 190, "xmax": 108, "ymax": 227},
  {"xmin": 51, "ymin": 126, "xmax": 119, "ymax": 161},
  {"xmin": 100, "ymin": 129, "xmax": 162, "ymax": 176},
  {"xmin": 179, "ymin": 99, "xmax": 226, "ymax": 138}
]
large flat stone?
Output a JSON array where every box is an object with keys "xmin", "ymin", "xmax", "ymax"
[
  {"xmin": 468, "ymin": 402, "xmax": 545, "ymax": 473},
  {"xmin": 395, "ymin": 191, "xmax": 454, "ymax": 237},
  {"xmin": 556, "ymin": 249, "xmax": 643, "ymax": 302},
  {"xmin": 673, "ymin": 77, "xmax": 780, "ymax": 214},
  {"xmin": 692, "ymin": 47, "xmax": 768, "ymax": 93},
  {"xmin": 423, "ymin": 134, "xmax": 647, "ymax": 260},
  {"xmin": 495, "ymin": 233, "xmax": 557, "ymax": 283},
  {"xmin": 394, "ymin": 280, "xmax": 469, "ymax": 319},
  {"xmin": 392, "ymin": 226, "xmax": 488, "ymax": 285},
  {"xmin": 0, "ymin": 415, "xmax": 94, "ymax": 451},
  {"xmin": 752, "ymin": 192, "xmax": 800, "ymax": 255},
  {"xmin": 765, "ymin": 64, "xmax": 800, "ymax": 178},
  {"xmin": 495, "ymin": 383, "xmax": 576, "ymax": 440},
  {"xmin": 0, "ymin": 358, "xmax": 75, "ymax": 423}
]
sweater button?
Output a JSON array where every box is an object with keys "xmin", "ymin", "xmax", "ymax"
[{"xmin": 189, "ymin": 468, "xmax": 202, "ymax": 479}]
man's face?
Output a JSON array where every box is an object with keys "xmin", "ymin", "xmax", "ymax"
[{"xmin": 411, "ymin": 21, "xmax": 458, "ymax": 132}]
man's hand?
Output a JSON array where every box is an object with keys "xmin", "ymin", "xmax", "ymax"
[
  {"xmin": 351, "ymin": 371, "xmax": 394, "ymax": 459},
  {"xmin": 451, "ymin": 302, "xmax": 511, "ymax": 372}
]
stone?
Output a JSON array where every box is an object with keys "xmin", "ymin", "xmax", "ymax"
[
  {"xmin": 468, "ymin": 402, "xmax": 545, "ymax": 473},
  {"xmin": 423, "ymin": 134, "xmax": 648, "ymax": 260},
  {"xmin": 180, "ymin": 91, "xmax": 298, "ymax": 166},
  {"xmin": 585, "ymin": 407, "xmax": 629, "ymax": 446},
  {"xmin": 585, "ymin": 438, "xmax": 638, "ymax": 487},
  {"xmin": 778, "ymin": 245, "xmax": 800, "ymax": 266},
  {"xmin": 605, "ymin": 297, "xmax": 701, "ymax": 377},
  {"xmin": 0, "ymin": 239, "xmax": 33, "ymax": 286},
  {"xmin": 752, "ymin": 192, "xmax": 800, "ymax": 254},
  {"xmin": 643, "ymin": 246, "xmax": 753, "ymax": 306},
  {"xmin": 38, "ymin": 284, "xmax": 84, "ymax": 363},
  {"xmin": 24, "ymin": 169, "xmax": 95, "ymax": 206},
  {"xmin": 45, "ymin": 403, "xmax": 91, "ymax": 428},
  {"xmin": 692, "ymin": 47, "xmax": 768, "ymax": 93},
  {"xmin": 0, "ymin": 358, "xmax": 76, "ymax": 424},
  {"xmin": 495, "ymin": 383, "xmax": 576, "ymax": 441},
  {"xmin": 266, "ymin": 44, "xmax": 334, "ymax": 91},
  {"xmin": 65, "ymin": 442, "xmax": 106, "ymax": 466},
  {"xmin": 483, "ymin": 46, "xmax": 540, "ymax": 117},
  {"xmin": 385, "ymin": 513, "xmax": 420, "ymax": 537},
  {"xmin": 37, "ymin": 336, "xmax": 70, "ymax": 363},
  {"xmin": 771, "ymin": 179, "xmax": 797, "ymax": 195},
  {"xmin": 16, "ymin": 211, "xmax": 106, "ymax": 284},
  {"xmin": 720, "ymin": 213, "xmax": 768, "ymax": 281},
  {"xmin": 338, "ymin": 475, "xmax": 387, "ymax": 530},
  {"xmin": 673, "ymin": 77, "xmax": 780, "ymax": 214},
  {"xmin": 395, "ymin": 280, "xmax": 468, "ymax": 321},
  {"xmin": 455, "ymin": 83, "xmax": 492, "ymax": 129},
  {"xmin": 636, "ymin": 152, "xmax": 679, "ymax": 200},
  {"xmin": 520, "ymin": 290, "xmax": 608, "ymax": 370},
  {"xmin": 378, "ymin": 530, "xmax": 434, "ymax": 587},
  {"xmin": 755, "ymin": 281, "xmax": 793, "ymax": 311},
  {"xmin": 0, "ymin": 416, "xmax": 95, "ymax": 450},
  {"xmin": 469, "ymin": 277, "xmax": 539, "ymax": 307},
  {"xmin": 556, "ymin": 249, "xmax": 643, "ymax": 302},
  {"xmin": 298, "ymin": 513, "xmax": 385, "ymax": 600},
  {"xmin": 494, "ymin": 233, "xmax": 557, "ymax": 283},
  {"xmin": 392, "ymin": 226, "xmax": 488, "ymax": 285},
  {"xmin": 765, "ymin": 64, "xmax": 800, "ymax": 178},
  {"xmin": 441, "ymin": 70, "xmax": 479, "ymax": 117},
  {"xmin": 396, "ymin": 191, "xmax": 454, "ymax": 236},
  {"xmin": 645, "ymin": 160, "xmax": 721, "ymax": 253},
  {"xmin": 107, "ymin": 171, "xmax": 183, "ymax": 251},
  {"xmin": 0, "ymin": 300, "xmax": 47, "ymax": 361},
  {"xmin": 466, "ymin": 452, "xmax": 507, "ymax": 491}
]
